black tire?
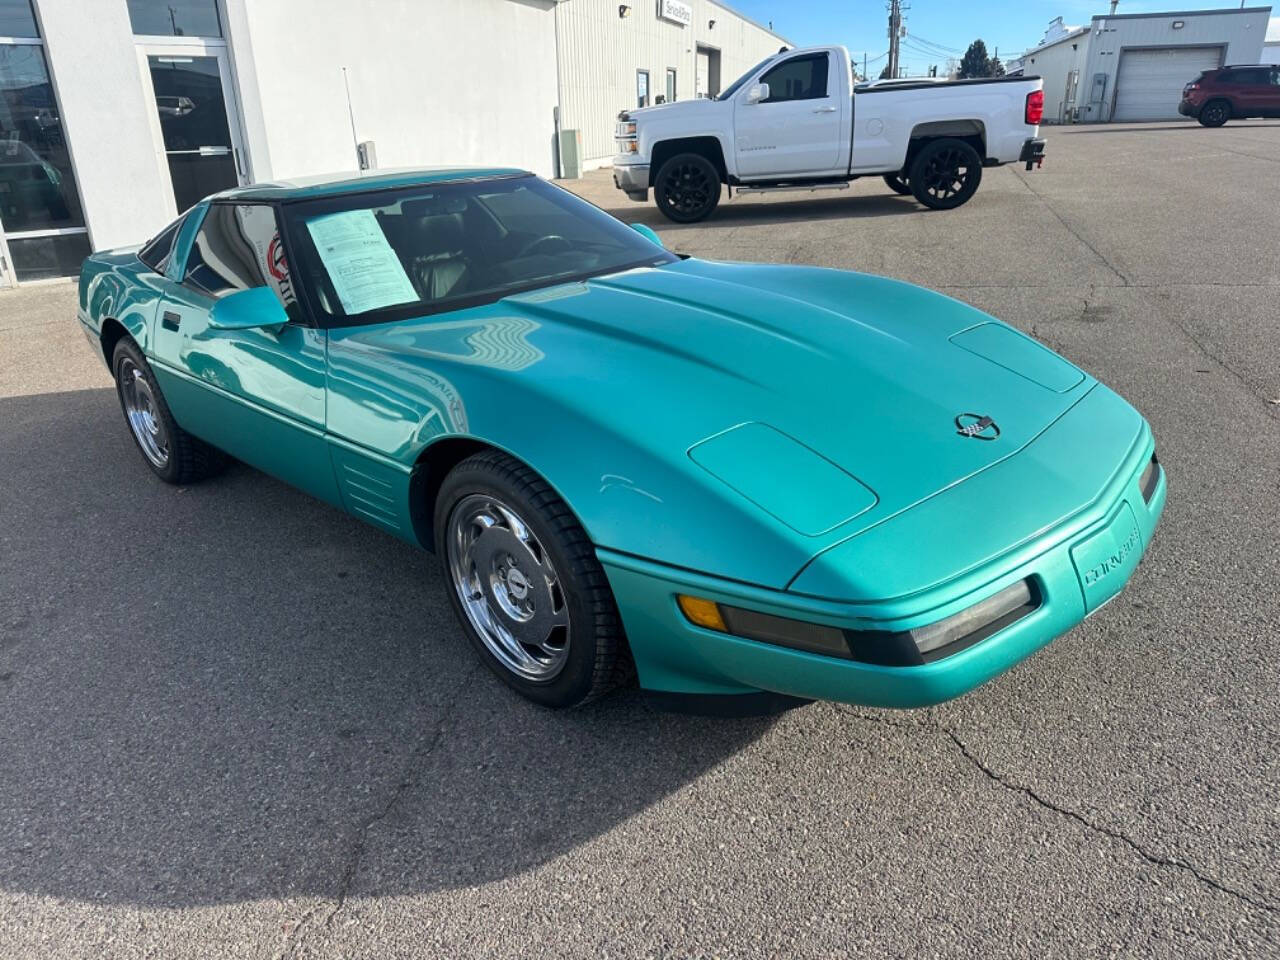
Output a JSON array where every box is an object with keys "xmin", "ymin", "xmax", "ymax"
[
  {"xmin": 111, "ymin": 338, "xmax": 225, "ymax": 485},
  {"xmin": 1198, "ymin": 100, "xmax": 1230, "ymax": 128},
  {"xmin": 882, "ymin": 172, "xmax": 912, "ymax": 195},
  {"xmin": 908, "ymin": 138, "xmax": 984, "ymax": 210},
  {"xmin": 654, "ymin": 152, "xmax": 721, "ymax": 223},
  {"xmin": 434, "ymin": 451, "xmax": 632, "ymax": 708}
]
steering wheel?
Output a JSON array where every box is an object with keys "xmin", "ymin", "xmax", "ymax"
[{"xmin": 516, "ymin": 234, "xmax": 572, "ymax": 258}]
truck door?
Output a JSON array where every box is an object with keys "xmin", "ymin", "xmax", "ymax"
[{"xmin": 734, "ymin": 51, "xmax": 843, "ymax": 178}]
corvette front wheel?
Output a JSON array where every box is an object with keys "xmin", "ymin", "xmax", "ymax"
[{"xmin": 434, "ymin": 451, "xmax": 632, "ymax": 707}]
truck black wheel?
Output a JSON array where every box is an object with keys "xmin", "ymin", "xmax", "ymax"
[
  {"xmin": 654, "ymin": 153, "xmax": 721, "ymax": 224},
  {"xmin": 882, "ymin": 172, "xmax": 912, "ymax": 195},
  {"xmin": 1198, "ymin": 100, "xmax": 1230, "ymax": 127},
  {"xmin": 908, "ymin": 138, "xmax": 983, "ymax": 210}
]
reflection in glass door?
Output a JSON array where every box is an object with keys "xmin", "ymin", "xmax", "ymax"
[
  {"xmin": 145, "ymin": 50, "xmax": 244, "ymax": 213},
  {"xmin": 0, "ymin": 26, "xmax": 92, "ymax": 283}
]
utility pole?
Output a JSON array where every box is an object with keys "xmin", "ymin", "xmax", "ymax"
[
  {"xmin": 863, "ymin": 51, "xmax": 867, "ymax": 82},
  {"xmin": 887, "ymin": 0, "xmax": 902, "ymax": 79}
]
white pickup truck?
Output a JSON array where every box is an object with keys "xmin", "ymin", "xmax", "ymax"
[{"xmin": 613, "ymin": 45, "xmax": 1046, "ymax": 223}]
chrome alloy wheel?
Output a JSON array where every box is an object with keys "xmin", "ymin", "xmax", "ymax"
[
  {"xmin": 118, "ymin": 357, "xmax": 170, "ymax": 469},
  {"xmin": 446, "ymin": 494, "xmax": 570, "ymax": 681}
]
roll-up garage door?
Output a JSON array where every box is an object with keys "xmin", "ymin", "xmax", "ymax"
[{"xmin": 1113, "ymin": 46, "xmax": 1223, "ymax": 121}]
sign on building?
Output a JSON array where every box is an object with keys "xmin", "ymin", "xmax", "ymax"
[{"xmin": 658, "ymin": 0, "xmax": 693, "ymax": 27}]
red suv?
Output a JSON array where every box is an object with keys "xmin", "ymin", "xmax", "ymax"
[{"xmin": 1180, "ymin": 64, "xmax": 1280, "ymax": 127}]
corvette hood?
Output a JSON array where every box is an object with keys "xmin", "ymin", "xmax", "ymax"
[{"xmin": 344, "ymin": 258, "xmax": 1093, "ymax": 587}]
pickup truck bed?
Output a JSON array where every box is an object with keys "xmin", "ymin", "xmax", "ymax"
[{"xmin": 613, "ymin": 45, "xmax": 1046, "ymax": 223}]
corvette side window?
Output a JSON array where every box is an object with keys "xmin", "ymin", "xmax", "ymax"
[
  {"xmin": 182, "ymin": 202, "xmax": 296, "ymax": 310},
  {"xmin": 759, "ymin": 54, "xmax": 829, "ymax": 103},
  {"xmin": 137, "ymin": 212, "xmax": 187, "ymax": 273}
]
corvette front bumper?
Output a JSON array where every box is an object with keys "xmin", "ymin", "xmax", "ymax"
[{"xmin": 600, "ymin": 406, "xmax": 1165, "ymax": 710}]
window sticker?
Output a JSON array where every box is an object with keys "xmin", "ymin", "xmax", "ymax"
[{"xmin": 306, "ymin": 209, "xmax": 418, "ymax": 315}]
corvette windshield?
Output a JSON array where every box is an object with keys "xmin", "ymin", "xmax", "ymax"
[{"xmin": 283, "ymin": 175, "xmax": 676, "ymax": 323}]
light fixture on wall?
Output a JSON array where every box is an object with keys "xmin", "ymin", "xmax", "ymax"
[
  {"xmin": 1171, "ymin": 19, "xmax": 1185, "ymax": 28},
  {"xmin": 618, "ymin": 4, "xmax": 630, "ymax": 17},
  {"xmin": 708, "ymin": 18, "xmax": 716, "ymax": 29}
]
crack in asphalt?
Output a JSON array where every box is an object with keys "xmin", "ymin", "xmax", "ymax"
[
  {"xmin": 1212, "ymin": 144, "xmax": 1280, "ymax": 166},
  {"xmin": 1160, "ymin": 310, "xmax": 1280, "ymax": 420},
  {"xmin": 835, "ymin": 706, "xmax": 1279, "ymax": 917},
  {"xmin": 281, "ymin": 663, "xmax": 483, "ymax": 958},
  {"xmin": 1008, "ymin": 169, "xmax": 1131, "ymax": 287}
]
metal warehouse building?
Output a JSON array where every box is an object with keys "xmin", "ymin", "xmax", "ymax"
[
  {"xmin": 1022, "ymin": 6, "xmax": 1271, "ymax": 124},
  {"xmin": 554, "ymin": 0, "xmax": 787, "ymax": 168},
  {"xmin": 0, "ymin": 0, "xmax": 782, "ymax": 288}
]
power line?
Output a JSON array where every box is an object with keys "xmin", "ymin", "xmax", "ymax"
[
  {"xmin": 903, "ymin": 33, "xmax": 962, "ymax": 55},
  {"xmin": 901, "ymin": 38, "xmax": 952, "ymax": 59}
]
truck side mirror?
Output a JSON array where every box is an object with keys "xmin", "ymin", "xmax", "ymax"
[{"xmin": 747, "ymin": 82, "xmax": 770, "ymax": 104}]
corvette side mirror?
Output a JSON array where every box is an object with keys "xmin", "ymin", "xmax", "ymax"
[
  {"xmin": 630, "ymin": 223, "xmax": 664, "ymax": 248},
  {"xmin": 208, "ymin": 285, "xmax": 289, "ymax": 331},
  {"xmin": 747, "ymin": 82, "xmax": 769, "ymax": 104}
]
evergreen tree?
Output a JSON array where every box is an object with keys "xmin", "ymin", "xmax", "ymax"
[{"xmin": 958, "ymin": 40, "xmax": 992, "ymax": 79}]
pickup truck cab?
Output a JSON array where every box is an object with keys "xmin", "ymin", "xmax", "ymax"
[{"xmin": 613, "ymin": 45, "xmax": 1046, "ymax": 223}]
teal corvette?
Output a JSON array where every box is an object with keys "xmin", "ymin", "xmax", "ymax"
[{"xmin": 77, "ymin": 168, "xmax": 1165, "ymax": 712}]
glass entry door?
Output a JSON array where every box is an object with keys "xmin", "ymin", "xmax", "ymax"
[{"xmin": 140, "ymin": 45, "xmax": 245, "ymax": 214}]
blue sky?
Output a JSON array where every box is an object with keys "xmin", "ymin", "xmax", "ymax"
[{"xmin": 725, "ymin": 1, "xmax": 1280, "ymax": 76}]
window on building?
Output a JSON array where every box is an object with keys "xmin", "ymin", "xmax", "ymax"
[
  {"xmin": 0, "ymin": 0, "xmax": 38, "ymax": 38},
  {"xmin": 127, "ymin": 0, "xmax": 223, "ymax": 38},
  {"xmin": 760, "ymin": 53, "xmax": 829, "ymax": 103},
  {"xmin": 0, "ymin": 33, "xmax": 91, "ymax": 281},
  {"xmin": 636, "ymin": 69, "xmax": 650, "ymax": 108},
  {"xmin": 666, "ymin": 68, "xmax": 677, "ymax": 104}
]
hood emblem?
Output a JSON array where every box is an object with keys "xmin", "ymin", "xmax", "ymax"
[{"xmin": 955, "ymin": 413, "xmax": 1000, "ymax": 440}]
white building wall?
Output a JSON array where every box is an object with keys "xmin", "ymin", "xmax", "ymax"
[
  {"xmin": 1080, "ymin": 7, "xmax": 1271, "ymax": 122},
  {"xmin": 35, "ymin": 0, "xmax": 172, "ymax": 250},
  {"xmin": 1262, "ymin": 39, "xmax": 1280, "ymax": 64},
  {"xmin": 556, "ymin": 0, "xmax": 787, "ymax": 166},
  {"xmin": 227, "ymin": 0, "xmax": 561, "ymax": 181},
  {"xmin": 1022, "ymin": 30, "xmax": 1091, "ymax": 124}
]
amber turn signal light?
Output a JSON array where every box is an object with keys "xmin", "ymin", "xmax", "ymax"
[{"xmin": 677, "ymin": 594, "xmax": 727, "ymax": 632}]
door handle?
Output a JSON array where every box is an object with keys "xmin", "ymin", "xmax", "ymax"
[
  {"xmin": 161, "ymin": 310, "xmax": 181, "ymax": 332},
  {"xmin": 813, "ymin": 105, "xmax": 838, "ymax": 113}
]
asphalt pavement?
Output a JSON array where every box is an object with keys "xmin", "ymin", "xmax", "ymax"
[{"xmin": 1, "ymin": 121, "xmax": 1278, "ymax": 959}]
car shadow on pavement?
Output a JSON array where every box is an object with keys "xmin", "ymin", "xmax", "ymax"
[
  {"xmin": 0, "ymin": 389, "xmax": 779, "ymax": 908},
  {"xmin": 600, "ymin": 191, "xmax": 922, "ymax": 231}
]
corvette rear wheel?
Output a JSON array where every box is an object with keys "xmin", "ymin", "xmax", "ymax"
[
  {"xmin": 908, "ymin": 138, "xmax": 983, "ymax": 210},
  {"xmin": 111, "ymin": 338, "xmax": 224, "ymax": 484},
  {"xmin": 435, "ymin": 451, "xmax": 631, "ymax": 707}
]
